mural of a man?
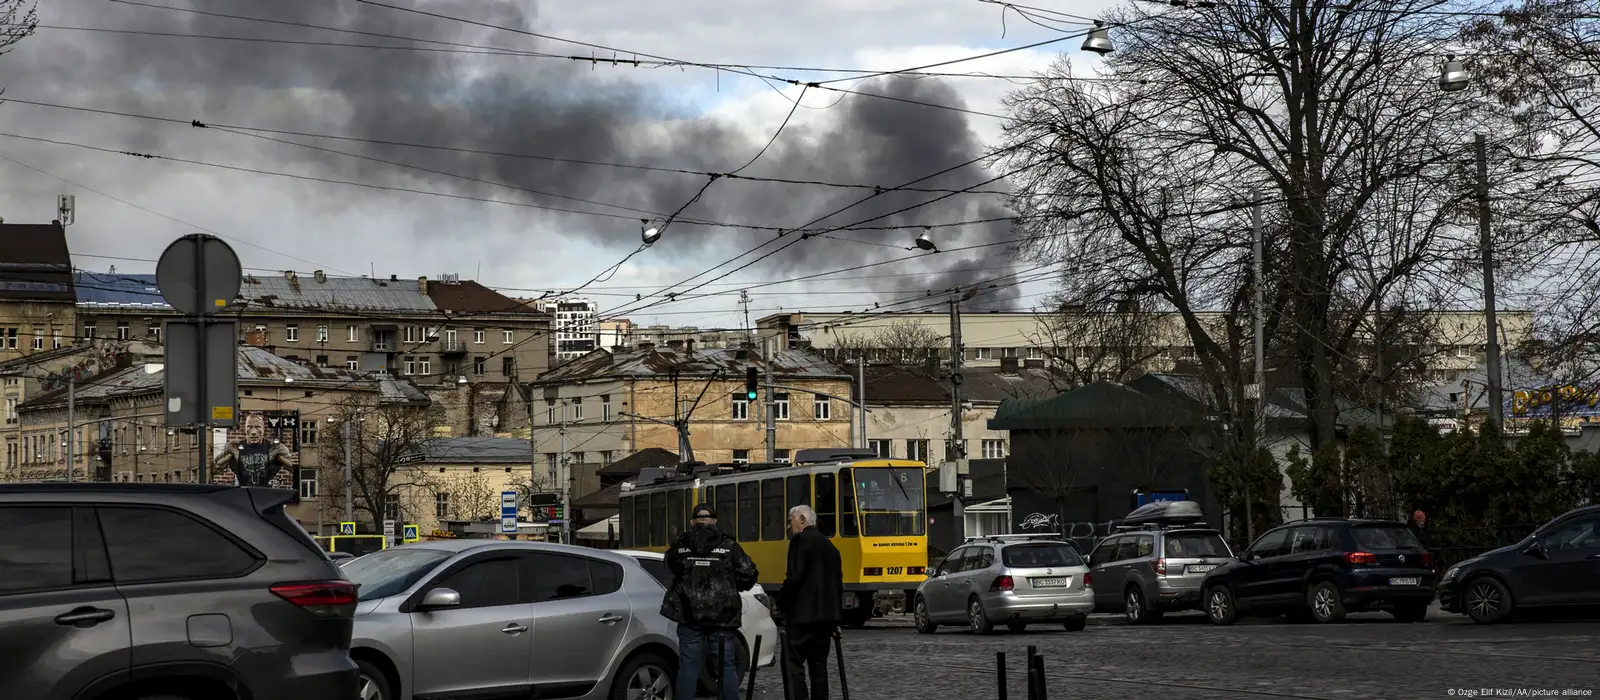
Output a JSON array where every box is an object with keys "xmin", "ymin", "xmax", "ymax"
[{"xmin": 212, "ymin": 412, "xmax": 296, "ymax": 488}]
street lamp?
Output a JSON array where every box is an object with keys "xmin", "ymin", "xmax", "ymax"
[
  {"xmin": 914, "ymin": 229, "xmax": 938, "ymax": 251},
  {"xmin": 642, "ymin": 221, "xmax": 662, "ymax": 246},
  {"xmin": 1438, "ymin": 55, "xmax": 1469, "ymax": 92},
  {"xmin": 1082, "ymin": 21, "xmax": 1115, "ymax": 55}
]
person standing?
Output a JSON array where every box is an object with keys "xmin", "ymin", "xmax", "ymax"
[
  {"xmin": 778, "ymin": 504, "xmax": 843, "ymax": 700},
  {"xmin": 661, "ymin": 505, "xmax": 757, "ymax": 700}
]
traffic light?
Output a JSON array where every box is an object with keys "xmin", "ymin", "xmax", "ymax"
[{"xmin": 745, "ymin": 367, "xmax": 759, "ymax": 400}]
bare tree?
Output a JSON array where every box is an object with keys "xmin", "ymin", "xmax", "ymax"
[
  {"xmin": 999, "ymin": 0, "xmax": 1513, "ymax": 456},
  {"xmin": 1007, "ymin": 428, "xmax": 1100, "ymax": 534},
  {"xmin": 437, "ymin": 469, "xmax": 499, "ymax": 522},
  {"xmin": 1031, "ymin": 294, "xmax": 1168, "ymax": 390},
  {"xmin": 830, "ymin": 318, "xmax": 944, "ymax": 364},
  {"xmin": 318, "ymin": 395, "xmax": 437, "ymax": 533},
  {"xmin": 0, "ymin": 1, "xmax": 36, "ymax": 60}
]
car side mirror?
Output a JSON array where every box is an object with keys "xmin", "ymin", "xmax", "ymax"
[
  {"xmin": 1522, "ymin": 540, "xmax": 1549, "ymax": 559},
  {"xmin": 420, "ymin": 587, "xmax": 461, "ymax": 609}
]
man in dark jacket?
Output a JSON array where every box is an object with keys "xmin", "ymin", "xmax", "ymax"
[
  {"xmin": 662, "ymin": 504, "xmax": 758, "ymax": 700},
  {"xmin": 778, "ymin": 504, "xmax": 843, "ymax": 700}
]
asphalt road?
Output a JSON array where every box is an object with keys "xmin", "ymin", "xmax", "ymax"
[{"xmin": 728, "ymin": 610, "xmax": 1600, "ymax": 700}]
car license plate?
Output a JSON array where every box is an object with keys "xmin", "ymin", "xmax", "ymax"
[
  {"xmin": 1031, "ymin": 577, "xmax": 1070, "ymax": 588},
  {"xmin": 1389, "ymin": 577, "xmax": 1420, "ymax": 586},
  {"xmin": 1187, "ymin": 564, "xmax": 1217, "ymax": 574}
]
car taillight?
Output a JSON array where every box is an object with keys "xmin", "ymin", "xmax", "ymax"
[
  {"xmin": 1344, "ymin": 552, "xmax": 1378, "ymax": 565},
  {"xmin": 1155, "ymin": 558, "xmax": 1167, "ymax": 576},
  {"xmin": 1083, "ymin": 573, "xmax": 1093, "ymax": 587},
  {"xmin": 908, "ymin": 566, "xmax": 926, "ymax": 576},
  {"xmin": 271, "ymin": 580, "xmax": 358, "ymax": 618},
  {"xmin": 1421, "ymin": 553, "xmax": 1433, "ymax": 567},
  {"xmin": 990, "ymin": 575, "xmax": 1014, "ymax": 592}
]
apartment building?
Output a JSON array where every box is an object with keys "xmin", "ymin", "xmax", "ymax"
[
  {"xmin": 73, "ymin": 270, "xmax": 550, "ymax": 438},
  {"xmin": 533, "ymin": 297, "xmax": 599, "ymax": 362},
  {"xmin": 528, "ymin": 341, "xmax": 854, "ymax": 483},
  {"xmin": 0, "ymin": 222, "xmax": 76, "ymax": 366},
  {"xmin": 1, "ymin": 340, "xmax": 165, "ymax": 479},
  {"xmin": 860, "ymin": 360, "xmax": 1058, "ymax": 464}
]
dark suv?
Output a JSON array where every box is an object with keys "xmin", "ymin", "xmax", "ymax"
[
  {"xmin": 0, "ymin": 484, "xmax": 359, "ymax": 700},
  {"xmin": 1200, "ymin": 518, "xmax": 1435, "ymax": 625}
]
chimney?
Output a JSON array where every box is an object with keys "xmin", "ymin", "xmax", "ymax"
[
  {"xmin": 1000, "ymin": 356, "xmax": 1020, "ymax": 374},
  {"xmin": 685, "ymin": 339, "xmax": 695, "ymax": 354},
  {"xmin": 390, "ymin": 274, "xmax": 398, "ymax": 282},
  {"xmin": 313, "ymin": 270, "xmax": 326, "ymax": 283},
  {"xmin": 418, "ymin": 276, "xmax": 428, "ymax": 295},
  {"xmin": 283, "ymin": 270, "xmax": 297, "ymax": 282},
  {"xmin": 923, "ymin": 356, "xmax": 939, "ymax": 377}
]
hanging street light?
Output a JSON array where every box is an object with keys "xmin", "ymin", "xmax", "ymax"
[
  {"xmin": 1082, "ymin": 21, "xmax": 1115, "ymax": 55},
  {"xmin": 914, "ymin": 229, "xmax": 938, "ymax": 251},
  {"xmin": 1438, "ymin": 54, "xmax": 1469, "ymax": 92},
  {"xmin": 641, "ymin": 219, "xmax": 663, "ymax": 246}
]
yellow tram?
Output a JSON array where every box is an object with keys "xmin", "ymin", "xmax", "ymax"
[{"xmin": 618, "ymin": 448, "xmax": 929, "ymax": 627}]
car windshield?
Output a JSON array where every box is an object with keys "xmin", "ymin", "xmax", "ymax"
[
  {"xmin": 1351, "ymin": 525, "xmax": 1424, "ymax": 550},
  {"xmin": 341, "ymin": 548, "xmax": 453, "ymax": 601},
  {"xmin": 1165, "ymin": 532, "xmax": 1231, "ymax": 558},
  {"xmin": 853, "ymin": 467, "xmax": 925, "ymax": 537},
  {"xmin": 1001, "ymin": 543, "xmax": 1082, "ymax": 568}
]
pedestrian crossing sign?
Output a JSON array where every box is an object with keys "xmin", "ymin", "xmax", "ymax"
[
  {"xmin": 402, "ymin": 524, "xmax": 420, "ymax": 543},
  {"xmin": 339, "ymin": 521, "xmax": 356, "ymax": 536}
]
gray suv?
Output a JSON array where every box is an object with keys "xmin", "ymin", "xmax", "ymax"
[
  {"xmin": 1088, "ymin": 521, "xmax": 1235, "ymax": 624},
  {"xmin": 345, "ymin": 540, "xmax": 679, "ymax": 700},
  {"xmin": 0, "ymin": 483, "xmax": 358, "ymax": 700}
]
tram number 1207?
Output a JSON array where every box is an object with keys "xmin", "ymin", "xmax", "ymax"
[{"xmin": 885, "ymin": 566, "xmax": 903, "ymax": 575}]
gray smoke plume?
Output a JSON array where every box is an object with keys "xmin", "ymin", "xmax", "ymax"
[{"xmin": 0, "ymin": 0, "xmax": 1021, "ymax": 312}]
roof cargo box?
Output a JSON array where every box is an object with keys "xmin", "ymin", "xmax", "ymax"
[{"xmin": 1122, "ymin": 499, "xmax": 1203, "ymax": 526}]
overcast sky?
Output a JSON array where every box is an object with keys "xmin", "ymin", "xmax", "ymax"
[{"xmin": 0, "ymin": 0, "xmax": 1116, "ymax": 331}]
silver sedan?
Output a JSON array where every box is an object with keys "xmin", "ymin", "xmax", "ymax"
[{"xmin": 914, "ymin": 536, "xmax": 1094, "ymax": 634}]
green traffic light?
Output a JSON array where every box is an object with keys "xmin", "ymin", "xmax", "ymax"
[{"xmin": 746, "ymin": 391, "xmax": 758, "ymax": 400}]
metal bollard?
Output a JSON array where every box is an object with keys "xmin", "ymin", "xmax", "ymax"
[
  {"xmin": 833, "ymin": 631, "xmax": 852, "ymax": 700},
  {"xmin": 716, "ymin": 632, "xmax": 725, "ymax": 700},
  {"xmin": 1025, "ymin": 646, "xmax": 1038, "ymax": 700},
  {"xmin": 996, "ymin": 651, "xmax": 1008, "ymax": 700},
  {"xmin": 778, "ymin": 629, "xmax": 794, "ymax": 700},
  {"xmin": 746, "ymin": 635, "xmax": 763, "ymax": 699},
  {"xmin": 1029, "ymin": 654, "xmax": 1048, "ymax": 700}
]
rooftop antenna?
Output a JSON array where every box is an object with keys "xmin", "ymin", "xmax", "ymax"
[
  {"xmin": 57, "ymin": 194, "xmax": 75, "ymax": 226},
  {"xmin": 369, "ymin": 261, "xmax": 375, "ymax": 278}
]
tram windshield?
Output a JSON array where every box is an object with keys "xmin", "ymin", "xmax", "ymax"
[{"xmin": 853, "ymin": 466, "xmax": 926, "ymax": 537}]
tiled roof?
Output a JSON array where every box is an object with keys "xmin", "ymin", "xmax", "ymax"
[
  {"xmin": 862, "ymin": 365, "xmax": 947, "ymax": 405},
  {"xmin": 988, "ymin": 380, "xmax": 1201, "ymax": 430},
  {"xmin": 426, "ymin": 279, "xmax": 538, "ymax": 315},
  {"xmin": 595, "ymin": 447, "xmax": 680, "ymax": 480},
  {"xmin": 419, "ymin": 436, "xmax": 534, "ymax": 463},
  {"xmin": 0, "ymin": 223, "xmax": 74, "ymax": 302},
  {"xmin": 536, "ymin": 347, "xmax": 849, "ymax": 383},
  {"xmin": 958, "ymin": 367, "xmax": 1059, "ymax": 404},
  {"xmin": 74, "ymin": 272, "xmax": 168, "ymax": 309},
  {"xmin": 239, "ymin": 274, "xmax": 436, "ymax": 313}
]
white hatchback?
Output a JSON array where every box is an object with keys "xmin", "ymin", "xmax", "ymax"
[{"xmin": 618, "ymin": 549, "xmax": 780, "ymax": 673}]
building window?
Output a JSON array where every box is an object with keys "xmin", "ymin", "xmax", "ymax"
[
  {"xmin": 300, "ymin": 420, "xmax": 318, "ymax": 446},
  {"xmin": 773, "ymin": 448, "xmax": 791, "ymax": 463},
  {"xmin": 1002, "ymin": 347, "xmax": 1019, "ymax": 358},
  {"xmin": 313, "ymin": 355, "xmax": 328, "ymax": 368},
  {"xmin": 444, "ymin": 328, "xmax": 458, "ymax": 346},
  {"xmin": 52, "ymin": 328, "xmax": 63, "ymax": 348},
  {"xmin": 31, "ymin": 327, "xmax": 43, "ymax": 350},
  {"xmin": 474, "ymin": 329, "xmax": 485, "ymax": 344},
  {"xmin": 774, "ymin": 394, "xmax": 789, "ymax": 420},
  {"xmin": 347, "ymin": 325, "xmax": 359, "ymax": 342},
  {"xmin": 947, "ymin": 439, "xmax": 968, "ymax": 460},
  {"xmin": 600, "ymin": 451, "xmax": 613, "ymax": 465},
  {"xmin": 732, "ymin": 394, "xmax": 749, "ymax": 421},
  {"xmin": 298, "ymin": 468, "xmax": 318, "ymax": 499},
  {"xmin": 346, "ymin": 356, "xmax": 359, "ymax": 370},
  {"xmin": 403, "ymin": 326, "xmax": 416, "ymax": 343},
  {"xmin": 435, "ymin": 492, "xmax": 451, "ymax": 519},
  {"xmin": 545, "ymin": 399, "xmax": 556, "ymax": 423},
  {"xmin": 3, "ymin": 328, "xmax": 13, "ymax": 348},
  {"xmin": 384, "ymin": 495, "xmax": 400, "ymax": 522},
  {"xmin": 981, "ymin": 439, "xmax": 1007, "ymax": 459},
  {"xmin": 572, "ymin": 452, "xmax": 585, "ymax": 466},
  {"xmin": 545, "ymin": 453, "xmax": 557, "ymax": 479},
  {"xmin": 285, "ymin": 325, "xmax": 299, "ymax": 342},
  {"xmin": 83, "ymin": 323, "xmax": 96, "ymax": 338},
  {"xmin": 601, "ymin": 395, "xmax": 612, "ymax": 421},
  {"xmin": 1026, "ymin": 347, "xmax": 1043, "ymax": 360},
  {"xmin": 316, "ymin": 325, "xmax": 329, "ymax": 342},
  {"xmin": 473, "ymin": 357, "xmax": 486, "ymax": 375},
  {"xmin": 502, "ymin": 357, "xmax": 515, "ymax": 377},
  {"xmin": 503, "ymin": 330, "xmax": 514, "ymax": 344},
  {"xmin": 974, "ymin": 347, "xmax": 992, "ymax": 360},
  {"xmin": 403, "ymin": 357, "xmax": 416, "ymax": 375},
  {"xmin": 570, "ymin": 398, "xmax": 583, "ymax": 421},
  {"xmin": 813, "ymin": 397, "xmax": 831, "ymax": 420},
  {"xmin": 906, "ymin": 439, "xmax": 930, "ymax": 464},
  {"xmin": 869, "ymin": 439, "xmax": 891, "ymax": 458},
  {"xmin": 419, "ymin": 358, "xmax": 431, "ymax": 376}
]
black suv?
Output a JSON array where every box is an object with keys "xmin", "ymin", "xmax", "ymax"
[
  {"xmin": 1200, "ymin": 518, "xmax": 1435, "ymax": 625},
  {"xmin": 0, "ymin": 484, "xmax": 359, "ymax": 700}
]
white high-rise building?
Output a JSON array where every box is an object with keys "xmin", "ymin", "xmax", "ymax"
[{"xmin": 535, "ymin": 297, "xmax": 599, "ymax": 362}]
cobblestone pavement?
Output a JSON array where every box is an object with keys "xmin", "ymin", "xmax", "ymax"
[{"xmin": 724, "ymin": 610, "xmax": 1600, "ymax": 700}]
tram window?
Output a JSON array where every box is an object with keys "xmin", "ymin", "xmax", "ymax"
[
  {"xmin": 815, "ymin": 473, "xmax": 837, "ymax": 537},
  {"xmin": 737, "ymin": 481, "xmax": 760, "ymax": 542},
  {"xmin": 838, "ymin": 468, "xmax": 858, "ymax": 537},
  {"xmin": 633, "ymin": 495, "xmax": 650, "ymax": 548},
  {"xmin": 786, "ymin": 474, "xmax": 810, "ymax": 510},
  {"xmin": 715, "ymin": 484, "xmax": 737, "ymax": 535},
  {"xmin": 762, "ymin": 478, "xmax": 784, "ymax": 541},
  {"xmin": 618, "ymin": 497, "xmax": 632, "ymax": 547},
  {"xmin": 650, "ymin": 492, "xmax": 668, "ymax": 547},
  {"xmin": 667, "ymin": 489, "xmax": 686, "ymax": 540}
]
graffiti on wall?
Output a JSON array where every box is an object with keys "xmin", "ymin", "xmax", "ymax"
[
  {"xmin": 1018, "ymin": 512, "xmax": 1060, "ymax": 531},
  {"xmin": 39, "ymin": 344, "xmax": 120, "ymax": 392}
]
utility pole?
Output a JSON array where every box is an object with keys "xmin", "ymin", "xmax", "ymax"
[
  {"xmin": 342, "ymin": 418, "xmax": 355, "ymax": 522},
  {"xmin": 857, "ymin": 355, "xmax": 867, "ymax": 450},
  {"xmin": 560, "ymin": 400, "xmax": 570, "ymax": 544},
  {"xmin": 1249, "ymin": 200, "xmax": 1264, "ymax": 543},
  {"xmin": 65, "ymin": 375, "xmax": 75, "ymax": 482},
  {"xmin": 949, "ymin": 295, "xmax": 967, "ymax": 533},
  {"xmin": 764, "ymin": 340, "xmax": 777, "ymax": 460},
  {"xmin": 1475, "ymin": 133, "xmax": 1504, "ymax": 427}
]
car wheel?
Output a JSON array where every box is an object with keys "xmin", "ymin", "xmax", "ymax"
[
  {"xmin": 1124, "ymin": 587, "xmax": 1163, "ymax": 625},
  {"xmin": 1205, "ymin": 585, "xmax": 1238, "ymax": 626},
  {"xmin": 612, "ymin": 652, "xmax": 674, "ymax": 700},
  {"xmin": 1307, "ymin": 581, "xmax": 1347, "ymax": 623},
  {"xmin": 914, "ymin": 596, "xmax": 939, "ymax": 634},
  {"xmin": 356, "ymin": 659, "xmax": 392, "ymax": 700},
  {"xmin": 1391, "ymin": 603, "xmax": 1428, "ymax": 623},
  {"xmin": 1061, "ymin": 616, "xmax": 1087, "ymax": 632},
  {"xmin": 1464, "ymin": 576, "xmax": 1513, "ymax": 624},
  {"xmin": 968, "ymin": 597, "xmax": 994, "ymax": 635}
]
